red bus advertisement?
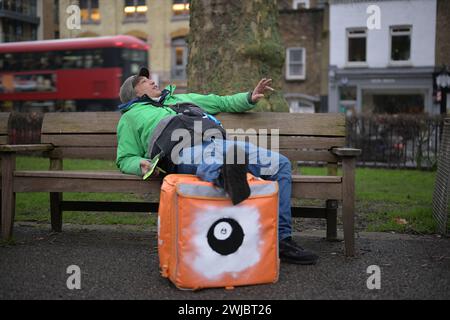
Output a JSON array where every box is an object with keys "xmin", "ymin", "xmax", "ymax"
[{"xmin": 0, "ymin": 35, "xmax": 149, "ymax": 112}]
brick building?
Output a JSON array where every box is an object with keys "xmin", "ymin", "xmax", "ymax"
[{"xmin": 278, "ymin": 0, "xmax": 329, "ymax": 113}]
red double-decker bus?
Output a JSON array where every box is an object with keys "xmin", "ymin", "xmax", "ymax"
[{"xmin": 0, "ymin": 35, "xmax": 149, "ymax": 112}]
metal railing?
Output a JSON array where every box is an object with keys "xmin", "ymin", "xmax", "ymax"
[
  {"xmin": 432, "ymin": 118, "xmax": 450, "ymax": 235},
  {"xmin": 347, "ymin": 114, "xmax": 445, "ymax": 170}
]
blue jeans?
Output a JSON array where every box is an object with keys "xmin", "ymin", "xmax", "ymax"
[{"xmin": 174, "ymin": 139, "xmax": 292, "ymax": 241}]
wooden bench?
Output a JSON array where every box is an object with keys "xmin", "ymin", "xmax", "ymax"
[
  {"xmin": 0, "ymin": 113, "xmax": 11, "ymax": 231},
  {"xmin": 0, "ymin": 112, "xmax": 361, "ymax": 256}
]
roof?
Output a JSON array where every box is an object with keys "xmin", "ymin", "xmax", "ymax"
[{"xmin": 0, "ymin": 35, "xmax": 149, "ymax": 53}]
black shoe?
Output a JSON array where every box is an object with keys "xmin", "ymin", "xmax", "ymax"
[
  {"xmin": 221, "ymin": 163, "xmax": 250, "ymax": 205},
  {"xmin": 279, "ymin": 237, "xmax": 319, "ymax": 265},
  {"xmin": 219, "ymin": 145, "xmax": 250, "ymax": 205}
]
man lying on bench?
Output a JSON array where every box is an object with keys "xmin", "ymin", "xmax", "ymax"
[{"xmin": 116, "ymin": 67, "xmax": 319, "ymax": 265}]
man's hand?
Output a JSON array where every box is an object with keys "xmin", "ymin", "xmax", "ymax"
[
  {"xmin": 251, "ymin": 78, "xmax": 275, "ymax": 103},
  {"xmin": 140, "ymin": 159, "xmax": 160, "ymax": 177}
]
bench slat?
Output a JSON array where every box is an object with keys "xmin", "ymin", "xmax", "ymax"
[
  {"xmin": 42, "ymin": 134, "xmax": 345, "ymax": 150},
  {"xmin": 50, "ymin": 147, "xmax": 116, "ymax": 160},
  {"xmin": 14, "ymin": 174, "xmax": 342, "ymax": 199},
  {"xmin": 15, "ymin": 171, "xmax": 341, "ymax": 183},
  {"xmin": 218, "ymin": 113, "xmax": 346, "ymax": 136},
  {"xmin": 228, "ymin": 135, "xmax": 346, "ymax": 150},
  {"xmin": 280, "ymin": 150, "xmax": 338, "ymax": 162},
  {"xmin": 41, "ymin": 112, "xmax": 346, "ymax": 137},
  {"xmin": 42, "ymin": 134, "xmax": 117, "ymax": 147},
  {"xmin": 15, "ymin": 170, "xmax": 342, "ymax": 199},
  {"xmin": 48, "ymin": 147, "xmax": 339, "ymax": 162},
  {"xmin": 292, "ymin": 182, "xmax": 342, "ymax": 200},
  {"xmin": 15, "ymin": 170, "xmax": 144, "ymax": 180},
  {"xmin": 14, "ymin": 176, "xmax": 161, "ymax": 193},
  {"xmin": 42, "ymin": 112, "xmax": 120, "ymax": 134},
  {"xmin": 13, "ymin": 172, "xmax": 342, "ymax": 200}
]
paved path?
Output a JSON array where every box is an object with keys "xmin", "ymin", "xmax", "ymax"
[{"xmin": 1, "ymin": 223, "xmax": 449, "ymax": 300}]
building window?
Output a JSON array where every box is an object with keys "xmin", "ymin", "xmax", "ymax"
[
  {"xmin": 172, "ymin": 0, "xmax": 190, "ymax": 17},
  {"xmin": 80, "ymin": 0, "xmax": 100, "ymax": 23},
  {"xmin": 0, "ymin": 0, "xmax": 37, "ymax": 16},
  {"xmin": 286, "ymin": 48, "xmax": 306, "ymax": 80},
  {"xmin": 289, "ymin": 99, "xmax": 315, "ymax": 113},
  {"xmin": 347, "ymin": 28, "xmax": 367, "ymax": 64},
  {"xmin": 124, "ymin": 0, "xmax": 148, "ymax": 21},
  {"xmin": 1, "ymin": 19, "xmax": 37, "ymax": 42},
  {"xmin": 391, "ymin": 26, "xmax": 412, "ymax": 62},
  {"xmin": 171, "ymin": 37, "xmax": 188, "ymax": 80},
  {"xmin": 293, "ymin": 0, "xmax": 310, "ymax": 9}
]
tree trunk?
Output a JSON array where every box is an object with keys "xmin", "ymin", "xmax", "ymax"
[{"xmin": 188, "ymin": 0, "xmax": 289, "ymax": 112}]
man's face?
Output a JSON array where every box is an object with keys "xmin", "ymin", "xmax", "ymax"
[{"xmin": 134, "ymin": 76, "xmax": 162, "ymax": 98}]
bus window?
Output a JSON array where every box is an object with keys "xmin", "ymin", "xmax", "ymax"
[
  {"xmin": 103, "ymin": 48, "xmax": 119, "ymax": 68},
  {"xmin": 22, "ymin": 52, "xmax": 39, "ymax": 71},
  {"xmin": 85, "ymin": 51, "xmax": 94, "ymax": 69},
  {"xmin": 40, "ymin": 52, "xmax": 51, "ymax": 70},
  {"xmin": 4, "ymin": 53, "xmax": 16, "ymax": 71},
  {"xmin": 82, "ymin": 49, "xmax": 104, "ymax": 69},
  {"xmin": 62, "ymin": 51, "xmax": 83, "ymax": 69},
  {"xmin": 92, "ymin": 49, "xmax": 104, "ymax": 68},
  {"xmin": 52, "ymin": 52, "xmax": 63, "ymax": 69},
  {"xmin": 120, "ymin": 49, "xmax": 148, "ymax": 78}
]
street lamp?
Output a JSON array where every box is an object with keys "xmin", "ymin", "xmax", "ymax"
[{"xmin": 436, "ymin": 65, "xmax": 450, "ymax": 114}]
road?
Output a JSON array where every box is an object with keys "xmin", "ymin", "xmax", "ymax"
[{"xmin": 1, "ymin": 223, "xmax": 449, "ymax": 300}]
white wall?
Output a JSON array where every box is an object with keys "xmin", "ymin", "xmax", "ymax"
[{"xmin": 330, "ymin": 0, "xmax": 436, "ymax": 68}]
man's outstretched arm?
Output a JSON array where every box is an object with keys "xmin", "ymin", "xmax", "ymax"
[{"xmin": 177, "ymin": 78, "xmax": 275, "ymax": 114}]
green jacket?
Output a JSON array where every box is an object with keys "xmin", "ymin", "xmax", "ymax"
[{"xmin": 116, "ymin": 85, "xmax": 256, "ymax": 176}]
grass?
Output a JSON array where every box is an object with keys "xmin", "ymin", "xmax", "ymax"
[
  {"xmin": 13, "ymin": 156, "xmax": 440, "ymax": 234},
  {"xmin": 15, "ymin": 156, "xmax": 157, "ymax": 227},
  {"xmin": 300, "ymin": 166, "xmax": 437, "ymax": 234}
]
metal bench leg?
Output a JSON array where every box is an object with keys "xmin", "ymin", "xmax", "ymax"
[
  {"xmin": 342, "ymin": 157, "xmax": 356, "ymax": 257},
  {"xmin": 50, "ymin": 158, "xmax": 63, "ymax": 233},
  {"xmin": 326, "ymin": 200, "xmax": 338, "ymax": 241},
  {"xmin": 1, "ymin": 153, "xmax": 16, "ymax": 240},
  {"xmin": 50, "ymin": 193, "xmax": 63, "ymax": 232}
]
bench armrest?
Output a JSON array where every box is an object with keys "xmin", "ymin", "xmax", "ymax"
[
  {"xmin": 0, "ymin": 144, "xmax": 54, "ymax": 153},
  {"xmin": 330, "ymin": 147, "xmax": 361, "ymax": 157}
]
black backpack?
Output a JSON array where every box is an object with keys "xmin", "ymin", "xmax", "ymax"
[{"xmin": 149, "ymin": 102, "xmax": 227, "ymax": 173}]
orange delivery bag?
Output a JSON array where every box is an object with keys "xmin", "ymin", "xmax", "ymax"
[{"xmin": 157, "ymin": 174, "xmax": 280, "ymax": 290}]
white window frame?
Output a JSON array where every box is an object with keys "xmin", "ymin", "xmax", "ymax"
[
  {"xmin": 172, "ymin": 0, "xmax": 190, "ymax": 18},
  {"xmin": 293, "ymin": 0, "xmax": 310, "ymax": 9},
  {"xmin": 346, "ymin": 28, "xmax": 368, "ymax": 67},
  {"xmin": 80, "ymin": 0, "xmax": 101, "ymax": 24},
  {"xmin": 286, "ymin": 47, "xmax": 306, "ymax": 80},
  {"xmin": 389, "ymin": 25, "xmax": 412, "ymax": 65}
]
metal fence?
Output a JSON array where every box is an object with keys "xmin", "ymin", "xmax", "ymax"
[
  {"xmin": 432, "ymin": 118, "xmax": 450, "ymax": 235},
  {"xmin": 347, "ymin": 114, "xmax": 445, "ymax": 170}
]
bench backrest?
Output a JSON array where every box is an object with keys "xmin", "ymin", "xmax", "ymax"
[
  {"xmin": 0, "ymin": 113, "xmax": 10, "ymax": 144},
  {"xmin": 41, "ymin": 112, "xmax": 346, "ymax": 163}
]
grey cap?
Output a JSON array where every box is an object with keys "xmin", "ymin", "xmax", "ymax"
[{"xmin": 119, "ymin": 67, "xmax": 150, "ymax": 103}]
